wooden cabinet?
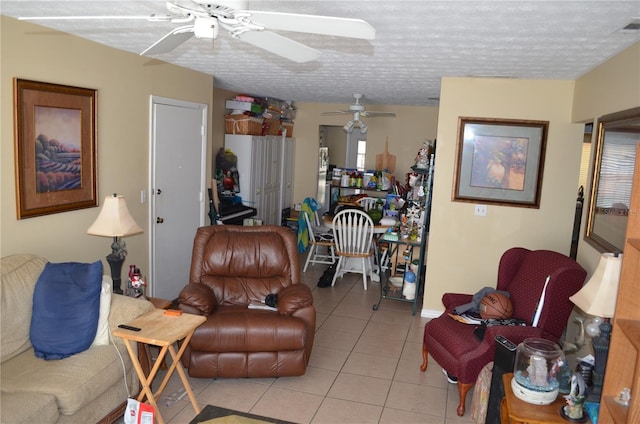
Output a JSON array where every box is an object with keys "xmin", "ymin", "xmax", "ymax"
[
  {"xmin": 599, "ymin": 147, "xmax": 640, "ymax": 423},
  {"xmin": 224, "ymin": 135, "xmax": 295, "ymax": 226}
]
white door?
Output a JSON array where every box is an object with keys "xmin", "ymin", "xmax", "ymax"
[{"xmin": 150, "ymin": 96, "xmax": 207, "ymax": 300}]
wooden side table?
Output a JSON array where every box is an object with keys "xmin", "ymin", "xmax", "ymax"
[
  {"xmin": 501, "ymin": 373, "xmax": 591, "ymax": 424},
  {"xmin": 112, "ymin": 309, "xmax": 206, "ymax": 424}
]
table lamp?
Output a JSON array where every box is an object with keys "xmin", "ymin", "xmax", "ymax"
[
  {"xmin": 569, "ymin": 252, "xmax": 622, "ymax": 402},
  {"xmin": 87, "ymin": 194, "xmax": 143, "ymax": 294}
]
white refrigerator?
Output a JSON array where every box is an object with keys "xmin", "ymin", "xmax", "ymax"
[{"xmin": 317, "ymin": 147, "xmax": 330, "ymax": 210}]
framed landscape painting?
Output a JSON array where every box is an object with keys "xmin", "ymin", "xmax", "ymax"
[
  {"xmin": 453, "ymin": 117, "xmax": 549, "ymax": 208},
  {"xmin": 14, "ymin": 79, "xmax": 97, "ymax": 219}
]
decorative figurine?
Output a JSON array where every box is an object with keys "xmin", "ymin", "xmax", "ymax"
[
  {"xmin": 560, "ymin": 372, "xmax": 587, "ymax": 422},
  {"xmin": 415, "ymin": 140, "xmax": 433, "ymax": 169},
  {"xmin": 526, "ymin": 354, "xmax": 549, "ymax": 387}
]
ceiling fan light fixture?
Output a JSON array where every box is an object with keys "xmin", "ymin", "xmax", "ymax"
[
  {"xmin": 359, "ymin": 121, "xmax": 368, "ymax": 134},
  {"xmin": 343, "ymin": 121, "xmax": 355, "ymax": 133}
]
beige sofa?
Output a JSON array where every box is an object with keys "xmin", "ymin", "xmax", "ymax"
[{"xmin": 1, "ymin": 254, "xmax": 155, "ymax": 424}]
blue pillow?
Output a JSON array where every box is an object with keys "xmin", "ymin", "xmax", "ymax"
[{"xmin": 30, "ymin": 260, "xmax": 103, "ymax": 360}]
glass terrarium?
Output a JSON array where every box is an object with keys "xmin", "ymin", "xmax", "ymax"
[{"xmin": 511, "ymin": 338, "xmax": 565, "ymax": 405}]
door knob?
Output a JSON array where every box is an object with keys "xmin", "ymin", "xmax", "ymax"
[
  {"xmin": 155, "ymin": 189, "xmax": 162, "ymax": 195},
  {"xmin": 156, "ymin": 217, "xmax": 164, "ymax": 224}
]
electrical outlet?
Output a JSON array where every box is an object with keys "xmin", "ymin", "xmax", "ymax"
[{"xmin": 474, "ymin": 204, "xmax": 487, "ymax": 216}]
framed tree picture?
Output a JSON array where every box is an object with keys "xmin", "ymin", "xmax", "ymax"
[
  {"xmin": 453, "ymin": 117, "xmax": 549, "ymax": 208},
  {"xmin": 14, "ymin": 79, "xmax": 97, "ymax": 219}
]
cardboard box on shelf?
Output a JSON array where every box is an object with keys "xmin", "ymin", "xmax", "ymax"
[
  {"xmin": 225, "ymin": 114, "xmax": 263, "ymax": 135},
  {"xmin": 281, "ymin": 121, "xmax": 294, "ymax": 137},
  {"xmin": 226, "ymin": 100, "xmax": 263, "ymax": 115}
]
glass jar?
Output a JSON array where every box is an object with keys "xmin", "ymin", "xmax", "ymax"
[{"xmin": 511, "ymin": 338, "xmax": 565, "ymax": 405}]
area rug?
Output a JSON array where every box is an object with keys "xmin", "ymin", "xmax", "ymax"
[{"xmin": 189, "ymin": 405, "xmax": 296, "ymax": 424}]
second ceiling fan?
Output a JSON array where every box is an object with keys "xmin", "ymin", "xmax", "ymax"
[{"xmin": 322, "ymin": 94, "xmax": 396, "ymax": 133}]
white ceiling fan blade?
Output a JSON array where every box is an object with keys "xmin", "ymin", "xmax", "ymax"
[
  {"xmin": 321, "ymin": 110, "xmax": 351, "ymax": 116},
  {"xmin": 141, "ymin": 26, "xmax": 195, "ymax": 55},
  {"xmin": 243, "ymin": 11, "xmax": 375, "ymax": 40},
  {"xmin": 236, "ymin": 30, "xmax": 321, "ymax": 63},
  {"xmin": 18, "ymin": 15, "xmax": 171, "ymax": 21},
  {"xmin": 361, "ymin": 111, "xmax": 397, "ymax": 117}
]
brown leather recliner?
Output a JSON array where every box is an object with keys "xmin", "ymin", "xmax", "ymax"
[{"xmin": 178, "ymin": 225, "xmax": 315, "ymax": 378}]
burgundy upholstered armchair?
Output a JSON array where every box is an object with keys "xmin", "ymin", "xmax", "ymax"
[
  {"xmin": 420, "ymin": 247, "xmax": 586, "ymax": 416},
  {"xmin": 178, "ymin": 225, "xmax": 315, "ymax": 378}
]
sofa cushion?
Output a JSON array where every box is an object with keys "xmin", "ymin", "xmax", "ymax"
[
  {"xmin": 0, "ymin": 390, "xmax": 59, "ymax": 424},
  {"xmin": 1, "ymin": 344, "xmax": 132, "ymax": 416},
  {"xmin": 1, "ymin": 254, "xmax": 48, "ymax": 362},
  {"xmin": 30, "ymin": 260, "xmax": 102, "ymax": 359},
  {"xmin": 91, "ymin": 276, "xmax": 112, "ymax": 346}
]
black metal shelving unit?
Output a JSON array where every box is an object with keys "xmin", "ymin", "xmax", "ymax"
[{"xmin": 373, "ymin": 154, "xmax": 434, "ymax": 315}]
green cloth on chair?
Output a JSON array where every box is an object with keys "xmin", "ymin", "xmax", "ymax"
[{"xmin": 297, "ymin": 197, "xmax": 318, "ymax": 253}]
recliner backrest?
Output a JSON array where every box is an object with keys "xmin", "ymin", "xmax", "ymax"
[{"xmin": 189, "ymin": 225, "xmax": 299, "ymax": 306}]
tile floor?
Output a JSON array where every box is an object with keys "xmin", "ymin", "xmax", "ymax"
[{"xmin": 144, "ymin": 256, "xmax": 476, "ymax": 424}]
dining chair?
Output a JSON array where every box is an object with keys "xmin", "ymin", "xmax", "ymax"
[
  {"xmin": 356, "ymin": 196, "xmax": 378, "ymax": 211},
  {"xmin": 302, "ymin": 211, "xmax": 336, "ymax": 272},
  {"xmin": 331, "ymin": 209, "xmax": 375, "ymax": 290}
]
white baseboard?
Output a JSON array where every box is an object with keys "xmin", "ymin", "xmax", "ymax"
[{"xmin": 420, "ymin": 308, "xmax": 442, "ymax": 319}]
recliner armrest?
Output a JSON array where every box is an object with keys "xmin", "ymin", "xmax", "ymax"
[
  {"xmin": 277, "ymin": 284, "xmax": 313, "ymax": 316},
  {"xmin": 483, "ymin": 324, "xmax": 552, "ymax": 347},
  {"xmin": 178, "ymin": 283, "xmax": 217, "ymax": 316}
]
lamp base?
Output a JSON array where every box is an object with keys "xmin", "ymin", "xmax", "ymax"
[
  {"xmin": 587, "ymin": 319, "xmax": 612, "ymax": 403},
  {"xmin": 106, "ymin": 253, "xmax": 124, "ymax": 295}
]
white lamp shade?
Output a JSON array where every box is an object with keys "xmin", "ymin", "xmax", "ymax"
[
  {"xmin": 569, "ymin": 252, "xmax": 622, "ymax": 318},
  {"xmin": 87, "ymin": 194, "xmax": 143, "ymax": 237}
]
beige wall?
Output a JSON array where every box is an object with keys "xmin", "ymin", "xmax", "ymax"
[
  {"xmin": 1, "ymin": 17, "xmax": 214, "ymax": 278},
  {"xmin": 573, "ymin": 42, "xmax": 640, "ymax": 124},
  {"xmin": 424, "ymin": 78, "xmax": 584, "ymax": 314}
]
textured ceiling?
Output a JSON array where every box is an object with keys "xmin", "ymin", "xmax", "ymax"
[{"xmin": 2, "ymin": 0, "xmax": 639, "ymax": 107}]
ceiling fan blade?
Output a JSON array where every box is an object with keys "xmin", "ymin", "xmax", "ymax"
[
  {"xmin": 321, "ymin": 111, "xmax": 351, "ymax": 116},
  {"xmin": 244, "ymin": 11, "xmax": 375, "ymax": 40},
  {"xmin": 236, "ymin": 30, "xmax": 321, "ymax": 63},
  {"xmin": 18, "ymin": 15, "xmax": 170, "ymax": 21},
  {"xmin": 361, "ymin": 111, "xmax": 397, "ymax": 117},
  {"xmin": 141, "ymin": 26, "xmax": 194, "ymax": 55}
]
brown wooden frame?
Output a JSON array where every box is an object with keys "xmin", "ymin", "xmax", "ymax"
[
  {"xmin": 453, "ymin": 117, "xmax": 548, "ymax": 208},
  {"xmin": 14, "ymin": 78, "xmax": 97, "ymax": 219}
]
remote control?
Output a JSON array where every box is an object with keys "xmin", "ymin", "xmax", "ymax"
[
  {"xmin": 117, "ymin": 324, "xmax": 141, "ymax": 332},
  {"xmin": 495, "ymin": 335, "xmax": 516, "ymax": 351}
]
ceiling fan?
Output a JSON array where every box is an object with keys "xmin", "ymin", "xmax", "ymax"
[
  {"xmin": 19, "ymin": 0, "xmax": 376, "ymax": 63},
  {"xmin": 322, "ymin": 94, "xmax": 396, "ymax": 133}
]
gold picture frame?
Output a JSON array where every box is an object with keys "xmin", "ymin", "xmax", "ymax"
[
  {"xmin": 585, "ymin": 106, "xmax": 640, "ymax": 253},
  {"xmin": 453, "ymin": 117, "xmax": 548, "ymax": 208},
  {"xmin": 14, "ymin": 79, "xmax": 97, "ymax": 219}
]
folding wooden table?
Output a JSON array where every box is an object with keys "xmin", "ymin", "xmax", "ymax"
[{"xmin": 112, "ymin": 309, "xmax": 206, "ymax": 424}]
